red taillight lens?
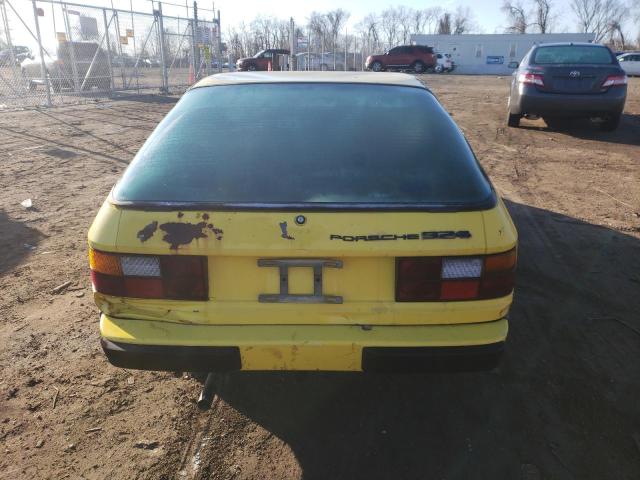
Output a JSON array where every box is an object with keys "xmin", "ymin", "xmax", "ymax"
[
  {"xmin": 396, "ymin": 257, "xmax": 441, "ymax": 301},
  {"xmin": 518, "ymin": 73, "xmax": 544, "ymax": 87},
  {"xmin": 396, "ymin": 248, "xmax": 516, "ymax": 302},
  {"xmin": 161, "ymin": 256, "xmax": 208, "ymax": 300},
  {"xmin": 602, "ymin": 75, "xmax": 627, "ymax": 88},
  {"xmin": 89, "ymin": 249, "xmax": 208, "ymax": 300},
  {"xmin": 90, "ymin": 270, "xmax": 125, "ymax": 296}
]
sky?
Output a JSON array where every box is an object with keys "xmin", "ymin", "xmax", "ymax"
[
  {"xmin": 4, "ymin": 0, "xmax": 638, "ymax": 53},
  {"xmin": 30, "ymin": 0, "xmax": 582, "ymax": 34}
]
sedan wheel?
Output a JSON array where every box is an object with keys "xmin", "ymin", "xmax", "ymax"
[
  {"xmin": 248, "ymin": 65, "xmax": 256, "ymax": 71},
  {"xmin": 371, "ymin": 61, "xmax": 383, "ymax": 72},
  {"xmin": 600, "ymin": 113, "xmax": 621, "ymax": 132}
]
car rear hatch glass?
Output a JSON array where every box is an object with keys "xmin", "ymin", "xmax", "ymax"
[
  {"xmin": 112, "ymin": 83, "xmax": 493, "ymax": 209},
  {"xmin": 532, "ymin": 45, "xmax": 617, "ymax": 94}
]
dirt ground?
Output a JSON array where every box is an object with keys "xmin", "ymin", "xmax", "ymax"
[{"xmin": 1, "ymin": 75, "xmax": 639, "ymax": 480}]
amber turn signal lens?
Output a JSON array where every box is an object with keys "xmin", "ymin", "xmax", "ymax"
[
  {"xmin": 484, "ymin": 249, "xmax": 517, "ymax": 272},
  {"xmin": 89, "ymin": 248, "xmax": 122, "ymax": 276}
]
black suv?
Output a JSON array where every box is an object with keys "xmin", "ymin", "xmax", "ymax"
[{"xmin": 507, "ymin": 43, "xmax": 627, "ymax": 131}]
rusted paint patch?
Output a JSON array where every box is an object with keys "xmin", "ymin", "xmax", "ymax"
[
  {"xmin": 279, "ymin": 221, "xmax": 294, "ymax": 240},
  {"xmin": 159, "ymin": 221, "xmax": 223, "ymax": 250},
  {"xmin": 137, "ymin": 221, "xmax": 158, "ymax": 242}
]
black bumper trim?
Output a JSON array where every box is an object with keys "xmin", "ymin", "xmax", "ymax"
[
  {"xmin": 361, "ymin": 343, "xmax": 504, "ymax": 373},
  {"xmin": 101, "ymin": 339, "xmax": 241, "ymax": 372}
]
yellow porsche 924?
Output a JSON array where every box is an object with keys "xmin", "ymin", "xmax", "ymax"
[{"xmin": 88, "ymin": 72, "xmax": 517, "ymax": 373}]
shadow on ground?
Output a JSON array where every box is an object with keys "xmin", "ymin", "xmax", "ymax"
[
  {"xmin": 518, "ymin": 113, "xmax": 640, "ymax": 146},
  {"xmin": 0, "ymin": 209, "xmax": 46, "ymax": 276},
  {"xmin": 196, "ymin": 201, "xmax": 640, "ymax": 480}
]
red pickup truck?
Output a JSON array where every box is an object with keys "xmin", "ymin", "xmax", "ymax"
[{"xmin": 366, "ymin": 45, "xmax": 437, "ymax": 73}]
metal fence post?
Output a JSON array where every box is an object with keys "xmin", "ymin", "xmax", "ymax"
[
  {"xmin": 189, "ymin": 18, "xmax": 196, "ymax": 82},
  {"xmin": 62, "ymin": 3, "xmax": 80, "ymax": 93},
  {"xmin": 102, "ymin": 9, "xmax": 114, "ymax": 93},
  {"xmin": 289, "ymin": 17, "xmax": 294, "ymax": 71},
  {"xmin": 156, "ymin": 2, "xmax": 168, "ymax": 92},
  {"xmin": 31, "ymin": 0, "xmax": 51, "ymax": 106},
  {"xmin": 216, "ymin": 9, "xmax": 221, "ymax": 73},
  {"xmin": 0, "ymin": 0, "xmax": 23, "ymax": 93}
]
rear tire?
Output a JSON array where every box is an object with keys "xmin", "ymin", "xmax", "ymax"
[
  {"xmin": 600, "ymin": 113, "xmax": 621, "ymax": 132},
  {"xmin": 413, "ymin": 61, "xmax": 426, "ymax": 74},
  {"xmin": 543, "ymin": 117, "xmax": 568, "ymax": 130},
  {"xmin": 507, "ymin": 112, "xmax": 521, "ymax": 128}
]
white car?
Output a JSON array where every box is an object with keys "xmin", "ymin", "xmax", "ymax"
[
  {"xmin": 435, "ymin": 53, "xmax": 455, "ymax": 73},
  {"xmin": 617, "ymin": 53, "xmax": 640, "ymax": 76}
]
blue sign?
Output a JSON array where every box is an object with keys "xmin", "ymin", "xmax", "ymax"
[{"xmin": 486, "ymin": 56, "xmax": 504, "ymax": 65}]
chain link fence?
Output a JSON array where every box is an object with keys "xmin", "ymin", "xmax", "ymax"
[{"xmin": 0, "ymin": 0, "xmax": 221, "ymax": 108}]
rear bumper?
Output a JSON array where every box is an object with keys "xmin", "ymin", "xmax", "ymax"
[
  {"xmin": 100, "ymin": 314, "xmax": 508, "ymax": 372},
  {"xmin": 513, "ymin": 84, "xmax": 626, "ymax": 117}
]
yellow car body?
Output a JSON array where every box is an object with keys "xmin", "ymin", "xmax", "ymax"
[{"xmin": 89, "ymin": 72, "xmax": 517, "ymax": 372}]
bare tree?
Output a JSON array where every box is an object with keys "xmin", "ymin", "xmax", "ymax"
[
  {"xmin": 504, "ymin": 2, "xmax": 528, "ymax": 33},
  {"xmin": 380, "ymin": 7, "xmax": 400, "ymax": 48},
  {"xmin": 571, "ymin": 0, "xmax": 629, "ymax": 42},
  {"xmin": 607, "ymin": 20, "xmax": 626, "ymax": 49},
  {"xmin": 437, "ymin": 12, "xmax": 452, "ymax": 35},
  {"xmin": 453, "ymin": 6, "xmax": 474, "ymax": 34},
  {"xmin": 424, "ymin": 7, "xmax": 443, "ymax": 34},
  {"xmin": 502, "ymin": 1, "xmax": 529, "ymax": 33},
  {"xmin": 396, "ymin": 6, "xmax": 414, "ymax": 44},
  {"xmin": 532, "ymin": 0, "xmax": 553, "ymax": 33},
  {"xmin": 325, "ymin": 8, "xmax": 350, "ymax": 68},
  {"xmin": 356, "ymin": 13, "xmax": 381, "ymax": 55}
]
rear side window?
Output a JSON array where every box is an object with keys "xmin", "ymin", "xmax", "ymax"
[
  {"xmin": 113, "ymin": 83, "xmax": 493, "ymax": 208},
  {"xmin": 533, "ymin": 46, "xmax": 614, "ymax": 65}
]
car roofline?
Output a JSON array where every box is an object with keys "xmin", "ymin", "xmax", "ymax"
[
  {"xmin": 190, "ymin": 71, "xmax": 427, "ymax": 90},
  {"xmin": 531, "ymin": 42, "xmax": 607, "ymax": 48}
]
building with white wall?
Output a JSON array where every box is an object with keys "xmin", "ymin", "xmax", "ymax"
[{"xmin": 410, "ymin": 33, "xmax": 596, "ymax": 74}]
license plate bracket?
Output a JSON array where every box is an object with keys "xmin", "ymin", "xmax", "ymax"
[{"xmin": 257, "ymin": 258, "xmax": 343, "ymax": 304}]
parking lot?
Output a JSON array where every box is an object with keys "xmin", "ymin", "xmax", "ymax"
[{"xmin": 1, "ymin": 74, "xmax": 639, "ymax": 479}]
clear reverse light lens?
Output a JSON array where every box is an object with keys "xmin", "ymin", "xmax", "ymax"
[
  {"xmin": 120, "ymin": 256, "xmax": 161, "ymax": 277},
  {"xmin": 442, "ymin": 258, "xmax": 482, "ymax": 279}
]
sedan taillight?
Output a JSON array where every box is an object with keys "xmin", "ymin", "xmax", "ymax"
[
  {"xmin": 89, "ymin": 248, "xmax": 208, "ymax": 300},
  {"xmin": 518, "ymin": 73, "xmax": 544, "ymax": 87},
  {"xmin": 602, "ymin": 75, "xmax": 627, "ymax": 87},
  {"xmin": 396, "ymin": 249, "xmax": 516, "ymax": 302}
]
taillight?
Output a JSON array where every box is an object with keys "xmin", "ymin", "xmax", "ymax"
[
  {"xmin": 518, "ymin": 72, "xmax": 544, "ymax": 87},
  {"xmin": 396, "ymin": 249, "xmax": 516, "ymax": 302},
  {"xmin": 89, "ymin": 248, "xmax": 208, "ymax": 300},
  {"xmin": 602, "ymin": 75, "xmax": 627, "ymax": 88}
]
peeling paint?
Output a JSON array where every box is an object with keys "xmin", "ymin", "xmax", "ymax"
[
  {"xmin": 159, "ymin": 221, "xmax": 223, "ymax": 250},
  {"xmin": 137, "ymin": 221, "xmax": 158, "ymax": 242},
  {"xmin": 279, "ymin": 221, "xmax": 294, "ymax": 240}
]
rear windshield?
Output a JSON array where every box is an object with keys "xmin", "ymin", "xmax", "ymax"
[
  {"xmin": 533, "ymin": 45, "xmax": 613, "ymax": 65},
  {"xmin": 112, "ymin": 83, "xmax": 493, "ymax": 208}
]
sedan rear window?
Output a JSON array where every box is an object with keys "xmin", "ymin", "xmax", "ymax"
[
  {"xmin": 112, "ymin": 83, "xmax": 493, "ymax": 209},
  {"xmin": 533, "ymin": 45, "xmax": 613, "ymax": 65}
]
